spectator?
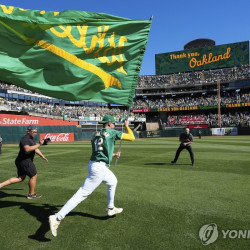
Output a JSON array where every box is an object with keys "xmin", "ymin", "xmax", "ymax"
[{"xmin": 0, "ymin": 134, "xmax": 2, "ymax": 155}]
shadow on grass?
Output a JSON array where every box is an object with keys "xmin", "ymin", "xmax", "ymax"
[
  {"xmin": 0, "ymin": 188, "xmax": 24, "ymax": 190},
  {"xmin": 68, "ymin": 211, "xmax": 112, "ymax": 220},
  {"xmin": 0, "ymin": 190, "xmax": 27, "ymax": 198},
  {"xmin": 144, "ymin": 163, "xmax": 191, "ymax": 166},
  {"xmin": 0, "ymin": 191, "xmax": 112, "ymax": 242}
]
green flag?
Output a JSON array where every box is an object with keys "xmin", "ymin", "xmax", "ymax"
[{"xmin": 0, "ymin": 5, "xmax": 151, "ymax": 106}]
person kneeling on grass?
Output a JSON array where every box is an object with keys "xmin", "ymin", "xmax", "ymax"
[
  {"xmin": 0, "ymin": 125, "xmax": 48, "ymax": 199},
  {"xmin": 49, "ymin": 115, "xmax": 135, "ymax": 237}
]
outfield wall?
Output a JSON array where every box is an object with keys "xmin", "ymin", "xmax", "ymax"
[
  {"xmin": 1, "ymin": 125, "xmax": 246, "ymax": 144},
  {"xmin": 0, "ymin": 125, "xmax": 90, "ymax": 144},
  {"xmin": 238, "ymin": 127, "xmax": 250, "ymax": 135},
  {"xmin": 0, "ymin": 125, "xmax": 139, "ymax": 144},
  {"xmin": 139, "ymin": 128, "xmax": 212, "ymax": 138}
]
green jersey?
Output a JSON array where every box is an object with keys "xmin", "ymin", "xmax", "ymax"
[{"xmin": 90, "ymin": 128, "xmax": 122, "ymax": 165}]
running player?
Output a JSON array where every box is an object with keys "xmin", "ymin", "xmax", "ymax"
[{"xmin": 49, "ymin": 115, "xmax": 135, "ymax": 237}]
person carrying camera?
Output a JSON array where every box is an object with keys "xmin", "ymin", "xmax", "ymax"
[
  {"xmin": 171, "ymin": 127, "xmax": 194, "ymax": 166},
  {"xmin": 0, "ymin": 125, "xmax": 48, "ymax": 199}
]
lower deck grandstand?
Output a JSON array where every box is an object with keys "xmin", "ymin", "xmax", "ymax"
[{"xmin": 1, "ymin": 65, "xmax": 250, "ymax": 132}]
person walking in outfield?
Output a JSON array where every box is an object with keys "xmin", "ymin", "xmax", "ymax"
[
  {"xmin": 0, "ymin": 134, "xmax": 2, "ymax": 155},
  {"xmin": 49, "ymin": 115, "xmax": 135, "ymax": 237},
  {"xmin": 0, "ymin": 125, "xmax": 48, "ymax": 199},
  {"xmin": 171, "ymin": 127, "xmax": 194, "ymax": 166},
  {"xmin": 198, "ymin": 130, "xmax": 202, "ymax": 139}
]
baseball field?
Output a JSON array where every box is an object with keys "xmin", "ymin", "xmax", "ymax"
[{"xmin": 0, "ymin": 136, "xmax": 249, "ymax": 250}]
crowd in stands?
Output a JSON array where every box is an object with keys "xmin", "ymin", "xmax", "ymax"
[
  {"xmin": 0, "ymin": 82, "xmax": 35, "ymax": 94},
  {"xmin": 1, "ymin": 64, "xmax": 250, "ymax": 128},
  {"xmin": 0, "ymin": 82, "xmax": 146, "ymax": 121},
  {"xmin": 138, "ymin": 65, "xmax": 250, "ymax": 88},
  {"xmin": 133, "ymin": 93, "xmax": 250, "ymax": 109},
  {"xmin": 207, "ymin": 112, "xmax": 250, "ymax": 127},
  {"xmin": 165, "ymin": 112, "xmax": 250, "ymax": 127},
  {"xmin": 2, "ymin": 65, "xmax": 250, "ymax": 93},
  {"xmin": 2, "ymin": 94, "xmax": 249, "ymax": 127},
  {"xmin": 0, "ymin": 97, "xmax": 146, "ymax": 121}
]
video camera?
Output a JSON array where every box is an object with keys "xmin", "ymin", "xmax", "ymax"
[{"xmin": 43, "ymin": 138, "xmax": 51, "ymax": 145}]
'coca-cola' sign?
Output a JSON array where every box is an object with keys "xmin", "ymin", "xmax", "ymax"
[{"xmin": 39, "ymin": 133, "xmax": 74, "ymax": 142}]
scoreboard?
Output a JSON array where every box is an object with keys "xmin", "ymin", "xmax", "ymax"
[{"xmin": 155, "ymin": 41, "xmax": 249, "ymax": 75}]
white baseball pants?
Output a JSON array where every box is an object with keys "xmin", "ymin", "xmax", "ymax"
[{"xmin": 57, "ymin": 161, "xmax": 117, "ymax": 220}]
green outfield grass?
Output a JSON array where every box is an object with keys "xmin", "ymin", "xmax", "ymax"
[{"xmin": 0, "ymin": 136, "xmax": 250, "ymax": 250}]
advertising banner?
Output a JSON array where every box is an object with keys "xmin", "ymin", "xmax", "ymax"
[
  {"xmin": 188, "ymin": 124, "xmax": 208, "ymax": 129},
  {"xmin": 225, "ymin": 102, "xmax": 250, "ymax": 108},
  {"xmin": 146, "ymin": 131, "xmax": 161, "ymax": 138},
  {"xmin": 158, "ymin": 106, "xmax": 198, "ymax": 112},
  {"xmin": 0, "ymin": 114, "xmax": 78, "ymax": 126},
  {"xmin": 156, "ymin": 41, "xmax": 249, "ymax": 75},
  {"xmin": 132, "ymin": 109, "xmax": 150, "ymax": 113},
  {"xmin": 211, "ymin": 127, "xmax": 238, "ymax": 136},
  {"xmin": 136, "ymin": 117, "xmax": 146, "ymax": 122},
  {"xmin": 79, "ymin": 121, "xmax": 98, "ymax": 125},
  {"xmin": 40, "ymin": 133, "xmax": 74, "ymax": 142}
]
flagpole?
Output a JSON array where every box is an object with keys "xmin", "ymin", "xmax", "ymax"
[
  {"xmin": 115, "ymin": 106, "xmax": 131, "ymax": 167},
  {"xmin": 114, "ymin": 123, "xmax": 124, "ymax": 167}
]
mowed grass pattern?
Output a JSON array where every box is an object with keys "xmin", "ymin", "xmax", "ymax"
[{"xmin": 0, "ymin": 136, "xmax": 250, "ymax": 250}]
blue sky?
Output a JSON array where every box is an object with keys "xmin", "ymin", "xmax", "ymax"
[{"xmin": 1, "ymin": 0, "xmax": 249, "ymax": 76}]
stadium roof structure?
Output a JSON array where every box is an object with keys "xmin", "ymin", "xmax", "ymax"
[{"xmin": 184, "ymin": 38, "xmax": 216, "ymax": 50}]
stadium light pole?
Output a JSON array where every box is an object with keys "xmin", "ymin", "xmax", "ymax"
[{"xmin": 217, "ymin": 77, "xmax": 221, "ymax": 133}]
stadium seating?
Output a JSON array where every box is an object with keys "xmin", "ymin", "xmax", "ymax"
[{"xmin": 1, "ymin": 64, "xmax": 250, "ymax": 129}]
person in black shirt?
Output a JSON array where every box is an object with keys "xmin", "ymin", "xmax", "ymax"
[
  {"xmin": 171, "ymin": 128, "xmax": 194, "ymax": 166},
  {"xmin": 198, "ymin": 130, "xmax": 202, "ymax": 139},
  {"xmin": 0, "ymin": 125, "xmax": 48, "ymax": 199}
]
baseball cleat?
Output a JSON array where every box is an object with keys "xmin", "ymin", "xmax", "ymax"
[
  {"xmin": 107, "ymin": 207, "xmax": 123, "ymax": 216},
  {"xmin": 49, "ymin": 214, "xmax": 60, "ymax": 237},
  {"xmin": 27, "ymin": 193, "xmax": 42, "ymax": 199}
]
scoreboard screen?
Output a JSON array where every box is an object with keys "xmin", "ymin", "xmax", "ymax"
[{"xmin": 155, "ymin": 41, "xmax": 249, "ymax": 75}]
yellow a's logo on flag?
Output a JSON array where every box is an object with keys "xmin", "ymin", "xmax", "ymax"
[{"xmin": 0, "ymin": 5, "xmax": 151, "ymax": 106}]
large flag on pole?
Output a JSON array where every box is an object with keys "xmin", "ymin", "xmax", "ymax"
[{"xmin": 0, "ymin": 5, "xmax": 151, "ymax": 106}]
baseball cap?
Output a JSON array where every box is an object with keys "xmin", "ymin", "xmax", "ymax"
[
  {"xmin": 27, "ymin": 125, "xmax": 38, "ymax": 131},
  {"xmin": 99, "ymin": 115, "xmax": 115, "ymax": 124}
]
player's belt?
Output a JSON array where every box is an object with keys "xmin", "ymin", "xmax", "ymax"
[{"xmin": 96, "ymin": 161, "xmax": 110, "ymax": 168}]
